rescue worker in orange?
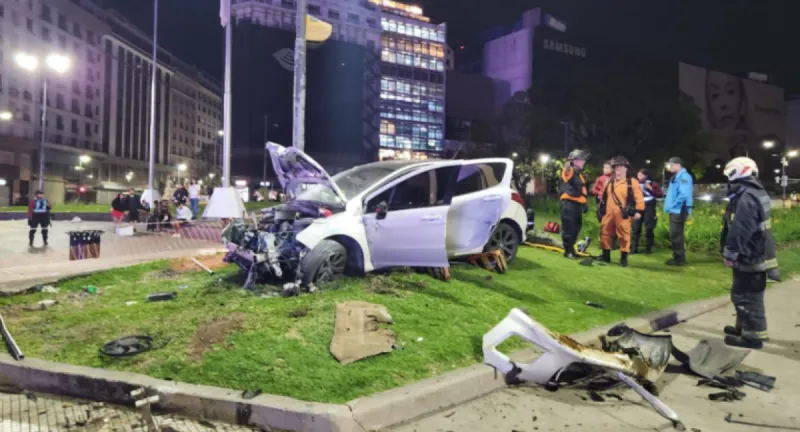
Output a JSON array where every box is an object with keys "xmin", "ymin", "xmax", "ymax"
[
  {"xmin": 559, "ymin": 149, "xmax": 590, "ymax": 259},
  {"xmin": 598, "ymin": 156, "xmax": 645, "ymax": 267}
]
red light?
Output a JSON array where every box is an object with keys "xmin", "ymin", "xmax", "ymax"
[
  {"xmin": 79, "ymin": 186, "xmax": 87, "ymax": 193},
  {"xmin": 511, "ymin": 191, "xmax": 525, "ymax": 207}
]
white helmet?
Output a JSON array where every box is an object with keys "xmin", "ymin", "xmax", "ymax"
[{"xmin": 724, "ymin": 157, "xmax": 759, "ymax": 182}]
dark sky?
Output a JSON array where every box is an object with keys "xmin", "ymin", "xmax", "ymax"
[{"xmin": 102, "ymin": 0, "xmax": 799, "ymax": 94}]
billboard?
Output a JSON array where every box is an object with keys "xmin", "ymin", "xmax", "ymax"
[{"xmin": 679, "ymin": 62, "xmax": 785, "ymax": 165}]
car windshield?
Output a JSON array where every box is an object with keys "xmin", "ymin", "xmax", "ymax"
[{"xmin": 293, "ymin": 164, "xmax": 406, "ymax": 204}]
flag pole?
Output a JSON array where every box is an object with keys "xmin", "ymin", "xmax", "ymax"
[
  {"xmin": 292, "ymin": 0, "xmax": 307, "ymax": 151},
  {"xmin": 144, "ymin": 0, "xmax": 160, "ymax": 208}
]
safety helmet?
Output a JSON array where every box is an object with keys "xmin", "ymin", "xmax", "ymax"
[
  {"xmin": 724, "ymin": 157, "xmax": 759, "ymax": 182},
  {"xmin": 609, "ymin": 156, "xmax": 630, "ymax": 167},
  {"xmin": 567, "ymin": 149, "xmax": 590, "ymax": 161}
]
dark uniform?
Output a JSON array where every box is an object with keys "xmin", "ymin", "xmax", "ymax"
[
  {"xmin": 559, "ymin": 150, "xmax": 589, "ymax": 258},
  {"xmin": 720, "ymin": 177, "xmax": 779, "ymax": 349},
  {"xmin": 28, "ymin": 194, "xmax": 51, "ymax": 246},
  {"xmin": 632, "ymin": 172, "xmax": 663, "ymax": 254}
]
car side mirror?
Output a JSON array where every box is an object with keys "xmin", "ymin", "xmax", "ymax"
[{"xmin": 375, "ymin": 201, "xmax": 388, "ymax": 220}]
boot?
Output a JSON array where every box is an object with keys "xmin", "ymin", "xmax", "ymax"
[
  {"xmin": 601, "ymin": 249, "xmax": 611, "ymax": 263},
  {"xmin": 723, "ymin": 325, "xmax": 741, "ymax": 336},
  {"xmin": 724, "ymin": 334, "xmax": 763, "ymax": 349},
  {"xmin": 620, "ymin": 252, "xmax": 629, "ymax": 267},
  {"xmin": 666, "ymin": 256, "xmax": 686, "ymax": 266},
  {"xmin": 28, "ymin": 229, "xmax": 35, "ymax": 247},
  {"xmin": 644, "ymin": 236, "xmax": 654, "ymax": 254},
  {"xmin": 42, "ymin": 229, "xmax": 49, "ymax": 247}
]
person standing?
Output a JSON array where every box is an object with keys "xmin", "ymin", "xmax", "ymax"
[
  {"xmin": 591, "ymin": 162, "xmax": 613, "ymax": 206},
  {"xmin": 632, "ymin": 168, "xmax": 663, "ymax": 254},
  {"xmin": 598, "ymin": 156, "xmax": 645, "ymax": 267},
  {"xmin": 663, "ymin": 157, "xmax": 693, "ymax": 266},
  {"xmin": 27, "ymin": 190, "xmax": 52, "ymax": 247},
  {"xmin": 720, "ymin": 157, "xmax": 779, "ymax": 349},
  {"xmin": 111, "ymin": 192, "xmax": 126, "ymax": 226},
  {"xmin": 558, "ymin": 149, "xmax": 590, "ymax": 259},
  {"xmin": 125, "ymin": 188, "xmax": 142, "ymax": 225},
  {"xmin": 188, "ymin": 179, "xmax": 201, "ymax": 220}
]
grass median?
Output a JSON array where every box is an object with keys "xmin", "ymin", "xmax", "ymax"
[{"xmin": 4, "ymin": 242, "xmax": 798, "ymax": 404}]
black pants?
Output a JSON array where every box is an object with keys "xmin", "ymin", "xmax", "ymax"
[
  {"xmin": 669, "ymin": 209, "xmax": 688, "ymax": 261},
  {"xmin": 560, "ymin": 200, "xmax": 583, "ymax": 254},
  {"xmin": 28, "ymin": 214, "xmax": 50, "ymax": 244},
  {"xmin": 731, "ymin": 269, "xmax": 768, "ymax": 340},
  {"xmin": 632, "ymin": 201, "xmax": 657, "ymax": 252}
]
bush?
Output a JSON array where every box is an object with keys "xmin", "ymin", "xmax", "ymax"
[{"xmin": 532, "ymin": 198, "xmax": 800, "ymax": 254}]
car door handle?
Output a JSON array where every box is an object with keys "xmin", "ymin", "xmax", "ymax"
[
  {"xmin": 422, "ymin": 215, "xmax": 442, "ymax": 221},
  {"xmin": 483, "ymin": 195, "xmax": 501, "ymax": 202}
]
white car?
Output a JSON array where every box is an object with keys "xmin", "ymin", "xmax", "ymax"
[{"xmin": 223, "ymin": 143, "xmax": 528, "ymax": 287}]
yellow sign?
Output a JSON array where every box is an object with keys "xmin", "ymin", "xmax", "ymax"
[{"xmin": 306, "ymin": 15, "xmax": 332, "ymax": 42}]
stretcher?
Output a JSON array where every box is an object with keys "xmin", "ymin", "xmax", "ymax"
[{"xmin": 523, "ymin": 242, "xmax": 591, "ymax": 258}]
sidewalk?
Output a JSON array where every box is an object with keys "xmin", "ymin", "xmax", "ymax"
[
  {"xmin": 391, "ymin": 281, "xmax": 800, "ymax": 432},
  {"xmin": 0, "ymin": 390, "xmax": 252, "ymax": 431}
]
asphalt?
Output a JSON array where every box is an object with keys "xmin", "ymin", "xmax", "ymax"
[
  {"xmin": 0, "ymin": 220, "xmax": 224, "ymax": 293},
  {"xmin": 390, "ymin": 280, "xmax": 800, "ymax": 432}
]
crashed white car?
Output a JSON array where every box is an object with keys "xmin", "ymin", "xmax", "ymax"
[{"xmin": 223, "ymin": 143, "xmax": 528, "ymax": 288}]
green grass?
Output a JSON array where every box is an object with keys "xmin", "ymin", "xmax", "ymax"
[
  {"xmin": 4, "ymin": 244, "xmax": 799, "ymax": 404},
  {"xmin": 0, "ymin": 201, "xmax": 274, "ymax": 214}
]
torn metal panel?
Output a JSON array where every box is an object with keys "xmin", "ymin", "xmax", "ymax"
[
  {"xmin": 671, "ymin": 339, "xmax": 749, "ymax": 380},
  {"xmin": 483, "ymin": 309, "xmax": 662, "ymax": 385},
  {"xmin": 330, "ymin": 302, "xmax": 395, "ymax": 365}
]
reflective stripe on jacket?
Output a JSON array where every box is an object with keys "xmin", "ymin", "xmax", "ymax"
[
  {"xmin": 721, "ymin": 178, "xmax": 779, "ymax": 273},
  {"xmin": 559, "ymin": 164, "xmax": 587, "ymax": 204}
]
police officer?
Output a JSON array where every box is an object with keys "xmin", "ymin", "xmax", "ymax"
[
  {"xmin": 559, "ymin": 149, "xmax": 590, "ymax": 259},
  {"xmin": 632, "ymin": 168, "xmax": 663, "ymax": 254},
  {"xmin": 720, "ymin": 157, "xmax": 779, "ymax": 349},
  {"xmin": 28, "ymin": 190, "xmax": 52, "ymax": 247}
]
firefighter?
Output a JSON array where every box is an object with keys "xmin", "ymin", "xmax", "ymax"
[
  {"xmin": 631, "ymin": 168, "xmax": 663, "ymax": 254},
  {"xmin": 559, "ymin": 149, "xmax": 590, "ymax": 259},
  {"xmin": 598, "ymin": 156, "xmax": 645, "ymax": 267},
  {"xmin": 720, "ymin": 157, "xmax": 779, "ymax": 349},
  {"xmin": 28, "ymin": 190, "xmax": 52, "ymax": 247}
]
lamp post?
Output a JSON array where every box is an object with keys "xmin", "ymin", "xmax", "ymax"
[
  {"xmin": 539, "ymin": 153, "xmax": 550, "ymax": 192},
  {"xmin": 77, "ymin": 155, "xmax": 90, "ymax": 201},
  {"xmin": 14, "ymin": 52, "xmax": 71, "ymax": 191},
  {"xmin": 177, "ymin": 163, "xmax": 187, "ymax": 184}
]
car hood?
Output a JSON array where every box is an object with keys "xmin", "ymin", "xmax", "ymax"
[{"xmin": 266, "ymin": 142, "xmax": 347, "ymax": 203}]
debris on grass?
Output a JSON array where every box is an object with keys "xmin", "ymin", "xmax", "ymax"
[
  {"xmin": 188, "ymin": 315, "xmax": 244, "ymax": 361},
  {"xmin": 330, "ymin": 302, "xmax": 395, "ymax": 365},
  {"xmin": 242, "ymin": 389, "xmax": 262, "ymax": 400},
  {"xmin": 585, "ymin": 301, "xmax": 605, "ymax": 309},
  {"xmin": 191, "ymin": 257, "xmax": 215, "ymax": 275},
  {"xmin": 147, "ymin": 292, "xmax": 177, "ymax": 302},
  {"xmin": 365, "ymin": 275, "xmax": 402, "ymax": 297},
  {"xmin": 169, "ymin": 255, "xmax": 227, "ymax": 274},
  {"xmin": 288, "ymin": 307, "xmax": 309, "ymax": 318},
  {"xmin": 40, "ymin": 285, "xmax": 59, "ymax": 294}
]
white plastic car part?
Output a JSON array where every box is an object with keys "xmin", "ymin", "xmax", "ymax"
[{"xmin": 483, "ymin": 308, "xmax": 648, "ymax": 385}]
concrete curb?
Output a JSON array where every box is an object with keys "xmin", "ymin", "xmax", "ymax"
[{"xmin": 0, "ymin": 295, "xmax": 731, "ymax": 432}]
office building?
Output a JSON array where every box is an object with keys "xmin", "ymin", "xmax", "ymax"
[
  {"xmin": 0, "ymin": 0, "xmax": 109, "ymax": 203},
  {"xmin": 230, "ymin": 0, "xmax": 447, "ymax": 173},
  {"xmin": 102, "ymin": 12, "xmax": 223, "ymax": 188}
]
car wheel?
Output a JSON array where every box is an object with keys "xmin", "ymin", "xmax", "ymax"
[
  {"xmin": 301, "ymin": 239, "xmax": 348, "ymax": 286},
  {"xmin": 484, "ymin": 221, "xmax": 520, "ymax": 263}
]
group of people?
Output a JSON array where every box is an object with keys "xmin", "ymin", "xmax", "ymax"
[
  {"xmin": 558, "ymin": 150, "xmax": 779, "ymax": 350},
  {"xmin": 110, "ymin": 179, "xmax": 201, "ymax": 237}
]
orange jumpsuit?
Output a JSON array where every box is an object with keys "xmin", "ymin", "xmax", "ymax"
[{"xmin": 600, "ymin": 178, "xmax": 645, "ymax": 253}]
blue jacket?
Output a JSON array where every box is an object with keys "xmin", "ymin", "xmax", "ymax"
[{"xmin": 664, "ymin": 168, "xmax": 693, "ymax": 215}]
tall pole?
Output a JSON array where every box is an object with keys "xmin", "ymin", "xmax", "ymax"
[
  {"xmin": 292, "ymin": 0, "xmax": 307, "ymax": 151},
  {"xmin": 268, "ymin": 115, "xmax": 269, "ymax": 182},
  {"xmin": 781, "ymin": 155, "xmax": 787, "ymax": 201},
  {"xmin": 222, "ymin": 7, "xmax": 233, "ymax": 186},
  {"xmin": 38, "ymin": 78, "xmax": 47, "ymax": 192},
  {"xmin": 146, "ymin": 0, "xmax": 159, "ymax": 207}
]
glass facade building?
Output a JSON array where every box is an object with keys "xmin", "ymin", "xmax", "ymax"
[{"xmin": 376, "ymin": 7, "xmax": 447, "ymax": 160}]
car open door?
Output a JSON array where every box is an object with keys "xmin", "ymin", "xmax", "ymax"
[
  {"xmin": 362, "ymin": 162, "xmax": 460, "ymax": 270},
  {"xmin": 445, "ymin": 158, "xmax": 513, "ymax": 256}
]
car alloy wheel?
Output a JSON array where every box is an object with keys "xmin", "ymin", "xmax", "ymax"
[{"xmin": 487, "ymin": 222, "xmax": 519, "ymax": 262}]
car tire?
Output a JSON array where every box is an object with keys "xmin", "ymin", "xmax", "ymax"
[
  {"xmin": 484, "ymin": 221, "xmax": 520, "ymax": 263},
  {"xmin": 300, "ymin": 239, "xmax": 348, "ymax": 286}
]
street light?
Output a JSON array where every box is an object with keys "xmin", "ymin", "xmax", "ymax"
[
  {"xmin": 176, "ymin": 163, "xmax": 187, "ymax": 184},
  {"xmin": 763, "ymin": 140, "xmax": 775, "ymax": 149},
  {"xmin": 217, "ymin": 130, "xmax": 224, "ymax": 137},
  {"xmin": 789, "ymin": 150, "xmax": 799, "ymax": 159},
  {"xmin": 645, "ymin": 160, "xmax": 651, "ymax": 165},
  {"xmin": 125, "ymin": 171, "xmax": 134, "ymax": 182},
  {"xmin": 511, "ymin": 152, "xmax": 519, "ymax": 158},
  {"xmin": 79, "ymin": 155, "xmax": 91, "ymax": 164},
  {"xmin": 539, "ymin": 153, "xmax": 550, "ymax": 191},
  {"xmin": 14, "ymin": 51, "xmax": 72, "ymax": 191},
  {"xmin": 0, "ymin": 111, "xmax": 12, "ymax": 121}
]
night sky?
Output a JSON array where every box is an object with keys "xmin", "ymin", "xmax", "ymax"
[{"xmin": 102, "ymin": 0, "xmax": 799, "ymax": 94}]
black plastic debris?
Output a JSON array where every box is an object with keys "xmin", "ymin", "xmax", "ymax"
[
  {"xmin": 735, "ymin": 371, "xmax": 776, "ymax": 392},
  {"xmin": 100, "ymin": 336, "xmax": 171, "ymax": 357},
  {"xmin": 585, "ymin": 301, "xmax": 605, "ymax": 309},
  {"xmin": 147, "ymin": 292, "xmax": 177, "ymax": 302},
  {"xmin": 588, "ymin": 391, "xmax": 605, "ymax": 402},
  {"xmin": 708, "ymin": 390, "xmax": 746, "ymax": 402}
]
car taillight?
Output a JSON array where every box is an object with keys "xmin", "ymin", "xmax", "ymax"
[
  {"xmin": 511, "ymin": 191, "xmax": 525, "ymax": 207},
  {"xmin": 319, "ymin": 207, "xmax": 332, "ymax": 217}
]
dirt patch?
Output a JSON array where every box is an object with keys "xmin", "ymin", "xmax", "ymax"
[
  {"xmin": 169, "ymin": 254, "xmax": 228, "ymax": 274},
  {"xmin": 188, "ymin": 314, "xmax": 244, "ymax": 361},
  {"xmin": 365, "ymin": 275, "xmax": 402, "ymax": 297},
  {"xmin": 145, "ymin": 268, "xmax": 182, "ymax": 280}
]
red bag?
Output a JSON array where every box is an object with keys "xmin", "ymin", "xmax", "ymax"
[{"xmin": 544, "ymin": 221, "xmax": 561, "ymax": 234}]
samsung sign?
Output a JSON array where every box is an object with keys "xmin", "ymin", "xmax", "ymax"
[{"xmin": 543, "ymin": 39, "xmax": 586, "ymax": 58}]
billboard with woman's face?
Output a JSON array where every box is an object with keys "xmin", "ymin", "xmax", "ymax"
[{"xmin": 679, "ymin": 63, "xmax": 785, "ymax": 168}]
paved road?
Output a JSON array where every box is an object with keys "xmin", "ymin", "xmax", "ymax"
[
  {"xmin": 0, "ymin": 390, "xmax": 254, "ymax": 431},
  {"xmin": 0, "ymin": 220, "xmax": 225, "ymax": 293},
  {"xmin": 391, "ymin": 280, "xmax": 800, "ymax": 432}
]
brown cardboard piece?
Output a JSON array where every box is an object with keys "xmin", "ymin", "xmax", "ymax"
[{"xmin": 330, "ymin": 301, "xmax": 395, "ymax": 365}]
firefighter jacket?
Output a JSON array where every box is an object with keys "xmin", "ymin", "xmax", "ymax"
[
  {"xmin": 601, "ymin": 177, "xmax": 646, "ymax": 218},
  {"xmin": 559, "ymin": 164, "xmax": 588, "ymax": 204},
  {"xmin": 720, "ymin": 178, "xmax": 779, "ymax": 274}
]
